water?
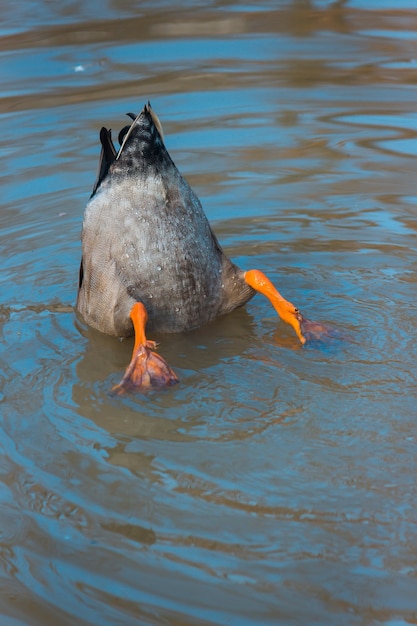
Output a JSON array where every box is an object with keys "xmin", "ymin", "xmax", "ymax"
[{"xmin": 1, "ymin": 1, "xmax": 417, "ymax": 624}]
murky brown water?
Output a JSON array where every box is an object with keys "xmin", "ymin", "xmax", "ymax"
[{"xmin": 1, "ymin": 1, "xmax": 417, "ymax": 624}]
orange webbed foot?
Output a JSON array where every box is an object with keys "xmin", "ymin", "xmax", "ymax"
[
  {"xmin": 299, "ymin": 316, "xmax": 345, "ymax": 343},
  {"xmin": 111, "ymin": 342, "xmax": 178, "ymax": 395},
  {"xmin": 244, "ymin": 269, "xmax": 341, "ymax": 345},
  {"xmin": 111, "ymin": 302, "xmax": 178, "ymax": 395}
]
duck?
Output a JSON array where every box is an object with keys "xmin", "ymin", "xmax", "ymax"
[{"xmin": 77, "ymin": 103, "xmax": 320, "ymax": 394}]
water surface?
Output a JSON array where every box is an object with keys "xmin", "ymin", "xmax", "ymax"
[{"xmin": 1, "ymin": 1, "xmax": 417, "ymax": 624}]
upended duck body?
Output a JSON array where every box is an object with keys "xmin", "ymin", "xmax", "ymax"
[{"xmin": 77, "ymin": 103, "xmax": 317, "ymax": 393}]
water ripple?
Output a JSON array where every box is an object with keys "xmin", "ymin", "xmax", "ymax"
[{"xmin": 2, "ymin": 1, "xmax": 417, "ymax": 624}]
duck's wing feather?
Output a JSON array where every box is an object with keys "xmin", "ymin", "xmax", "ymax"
[{"xmin": 91, "ymin": 127, "xmax": 117, "ymax": 197}]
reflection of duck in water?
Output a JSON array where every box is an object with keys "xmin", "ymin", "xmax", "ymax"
[{"xmin": 77, "ymin": 103, "xmax": 321, "ymax": 393}]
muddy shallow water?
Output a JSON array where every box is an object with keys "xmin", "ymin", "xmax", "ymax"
[{"xmin": 1, "ymin": 1, "xmax": 417, "ymax": 624}]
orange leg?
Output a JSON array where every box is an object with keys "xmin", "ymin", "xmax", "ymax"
[
  {"xmin": 245, "ymin": 269, "xmax": 306, "ymax": 344},
  {"xmin": 111, "ymin": 302, "xmax": 178, "ymax": 395}
]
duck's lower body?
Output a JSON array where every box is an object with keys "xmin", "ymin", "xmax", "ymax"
[{"xmin": 104, "ymin": 268, "xmax": 307, "ymax": 395}]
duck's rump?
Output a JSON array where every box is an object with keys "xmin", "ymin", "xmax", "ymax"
[
  {"xmin": 77, "ymin": 105, "xmax": 255, "ymax": 337},
  {"xmin": 77, "ymin": 161, "xmax": 251, "ymax": 337}
]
